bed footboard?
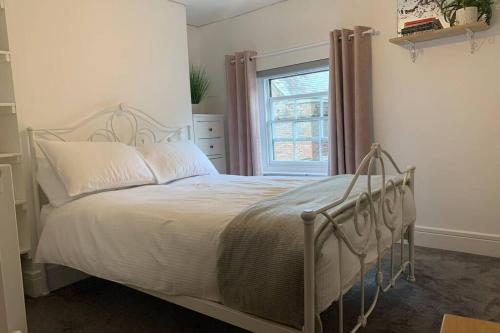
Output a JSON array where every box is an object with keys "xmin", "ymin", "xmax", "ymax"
[{"xmin": 302, "ymin": 143, "xmax": 416, "ymax": 333}]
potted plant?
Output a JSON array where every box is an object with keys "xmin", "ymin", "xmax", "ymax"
[
  {"xmin": 190, "ymin": 65, "xmax": 210, "ymax": 114},
  {"xmin": 438, "ymin": 0, "xmax": 494, "ymax": 26}
]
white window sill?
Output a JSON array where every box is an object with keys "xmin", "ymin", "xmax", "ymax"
[{"xmin": 263, "ymin": 171, "xmax": 327, "ymax": 177}]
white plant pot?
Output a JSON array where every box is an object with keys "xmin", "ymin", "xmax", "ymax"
[
  {"xmin": 191, "ymin": 103, "xmax": 204, "ymax": 114},
  {"xmin": 456, "ymin": 7, "xmax": 478, "ymax": 25}
]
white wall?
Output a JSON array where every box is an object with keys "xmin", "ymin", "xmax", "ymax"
[
  {"xmin": 187, "ymin": 25, "xmax": 202, "ymax": 66},
  {"xmin": 6, "ymin": 0, "xmax": 192, "ymax": 129},
  {"xmin": 189, "ymin": 0, "xmax": 500, "ymax": 256},
  {"xmin": 187, "ymin": 24, "xmax": 215, "ymax": 113}
]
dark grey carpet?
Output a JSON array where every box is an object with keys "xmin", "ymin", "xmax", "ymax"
[{"xmin": 26, "ymin": 247, "xmax": 500, "ymax": 333}]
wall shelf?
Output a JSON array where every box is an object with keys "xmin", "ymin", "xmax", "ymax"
[
  {"xmin": 0, "ymin": 103, "xmax": 16, "ymax": 114},
  {"xmin": 0, "ymin": 153, "xmax": 21, "ymax": 162},
  {"xmin": 15, "ymin": 198, "xmax": 26, "ymax": 206},
  {"xmin": 390, "ymin": 21, "xmax": 489, "ymax": 44},
  {"xmin": 0, "ymin": 50, "xmax": 10, "ymax": 62},
  {"xmin": 390, "ymin": 22, "xmax": 490, "ymax": 62},
  {"xmin": 19, "ymin": 245, "xmax": 30, "ymax": 255}
]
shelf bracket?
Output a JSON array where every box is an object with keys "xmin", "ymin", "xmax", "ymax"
[
  {"xmin": 406, "ymin": 41, "xmax": 417, "ymax": 63},
  {"xmin": 465, "ymin": 28, "xmax": 476, "ymax": 54}
]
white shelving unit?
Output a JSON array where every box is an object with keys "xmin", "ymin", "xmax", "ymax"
[
  {"xmin": 0, "ymin": 102, "xmax": 15, "ymax": 114},
  {"xmin": 0, "ymin": 2, "xmax": 30, "ymax": 256}
]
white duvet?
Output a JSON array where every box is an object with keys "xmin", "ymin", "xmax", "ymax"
[{"xmin": 36, "ymin": 175, "xmax": 413, "ymax": 312}]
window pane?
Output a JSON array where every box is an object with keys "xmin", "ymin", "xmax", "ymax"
[
  {"xmin": 322, "ymin": 119, "xmax": 329, "ymax": 138},
  {"xmin": 272, "ymin": 100, "xmax": 294, "ymax": 120},
  {"xmin": 296, "ymin": 98, "xmax": 321, "ymax": 118},
  {"xmin": 296, "ymin": 140, "xmax": 321, "ymax": 161},
  {"xmin": 296, "ymin": 121, "xmax": 320, "ymax": 139},
  {"xmin": 321, "ymin": 139, "xmax": 329, "ymax": 162},
  {"xmin": 270, "ymin": 70, "xmax": 329, "ymax": 97},
  {"xmin": 322, "ymin": 98, "xmax": 329, "ymax": 116},
  {"xmin": 273, "ymin": 141, "xmax": 294, "ymax": 161},
  {"xmin": 272, "ymin": 122, "xmax": 293, "ymax": 139}
]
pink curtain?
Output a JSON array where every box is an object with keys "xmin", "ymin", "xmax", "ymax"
[
  {"xmin": 329, "ymin": 26, "xmax": 373, "ymax": 175},
  {"xmin": 225, "ymin": 51, "xmax": 262, "ymax": 176}
]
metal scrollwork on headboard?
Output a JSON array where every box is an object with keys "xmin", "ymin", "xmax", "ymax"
[{"xmin": 28, "ymin": 103, "xmax": 191, "ymax": 146}]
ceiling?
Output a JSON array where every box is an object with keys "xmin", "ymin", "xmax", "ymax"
[{"xmin": 177, "ymin": 0, "xmax": 287, "ymax": 27}]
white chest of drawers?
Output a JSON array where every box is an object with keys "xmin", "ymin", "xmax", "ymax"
[{"xmin": 192, "ymin": 114, "xmax": 227, "ymax": 174}]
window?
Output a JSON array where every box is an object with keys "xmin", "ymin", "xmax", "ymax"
[{"xmin": 258, "ymin": 61, "xmax": 329, "ymax": 175}]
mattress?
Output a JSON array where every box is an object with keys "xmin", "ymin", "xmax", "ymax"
[{"xmin": 36, "ymin": 174, "xmax": 413, "ymax": 313}]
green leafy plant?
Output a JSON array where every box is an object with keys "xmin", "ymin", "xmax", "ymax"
[
  {"xmin": 190, "ymin": 66, "xmax": 210, "ymax": 105},
  {"xmin": 437, "ymin": 0, "xmax": 494, "ymax": 26}
]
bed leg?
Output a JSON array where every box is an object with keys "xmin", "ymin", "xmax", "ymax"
[
  {"xmin": 407, "ymin": 166, "xmax": 416, "ymax": 283},
  {"xmin": 302, "ymin": 210, "xmax": 316, "ymax": 333},
  {"xmin": 407, "ymin": 223, "xmax": 416, "ymax": 283},
  {"xmin": 21, "ymin": 260, "xmax": 50, "ymax": 297}
]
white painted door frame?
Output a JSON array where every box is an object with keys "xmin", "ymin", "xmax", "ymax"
[
  {"xmin": 0, "ymin": 260, "xmax": 9, "ymax": 333},
  {"xmin": 0, "ymin": 165, "xmax": 27, "ymax": 333}
]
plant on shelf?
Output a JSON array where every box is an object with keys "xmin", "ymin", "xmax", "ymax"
[
  {"xmin": 437, "ymin": 0, "xmax": 494, "ymax": 26},
  {"xmin": 190, "ymin": 65, "xmax": 210, "ymax": 106}
]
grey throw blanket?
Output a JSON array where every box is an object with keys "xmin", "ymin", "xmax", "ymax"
[{"xmin": 217, "ymin": 175, "xmax": 403, "ymax": 328}]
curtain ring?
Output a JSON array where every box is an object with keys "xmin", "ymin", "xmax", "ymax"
[{"xmin": 229, "ymin": 56, "xmax": 250, "ymax": 64}]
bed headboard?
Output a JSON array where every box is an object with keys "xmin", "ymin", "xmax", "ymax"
[
  {"xmin": 27, "ymin": 103, "xmax": 191, "ymax": 145},
  {"xmin": 26, "ymin": 103, "xmax": 192, "ymax": 243}
]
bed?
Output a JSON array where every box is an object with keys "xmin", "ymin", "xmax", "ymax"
[{"xmin": 28, "ymin": 104, "xmax": 417, "ymax": 333}]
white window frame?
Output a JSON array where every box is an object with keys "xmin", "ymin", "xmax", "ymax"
[{"xmin": 258, "ymin": 62, "xmax": 329, "ymax": 176}]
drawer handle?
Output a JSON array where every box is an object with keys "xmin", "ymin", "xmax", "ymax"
[
  {"xmin": 210, "ymin": 145, "xmax": 214, "ymax": 149},
  {"xmin": 209, "ymin": 128, "xmax": 213, "ymax": 132}
]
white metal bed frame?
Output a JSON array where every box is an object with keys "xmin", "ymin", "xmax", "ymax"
[{"xmin": 27, "ymin": 103, "xmax": 416, "ymax": 333}]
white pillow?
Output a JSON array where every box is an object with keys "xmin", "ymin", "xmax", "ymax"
[
  {"xmin": 37, "ymin": 140, "xmax": 155, "ymax": 197},
  {"xmin": 137, "ymin": 142, "xmax": 219, "ymax": 184},
  {"xmin": 36, "ymin": 158, "xmax": 76, "ymax": 207}
]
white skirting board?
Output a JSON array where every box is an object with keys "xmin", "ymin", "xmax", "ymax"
[
  {"xmin": 415, "ymin": 226, "xmax": 500, "ymax": 258},
  {"xmin": 22, "ymin": 226, "xmax": 500, "ymax": 298}
]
